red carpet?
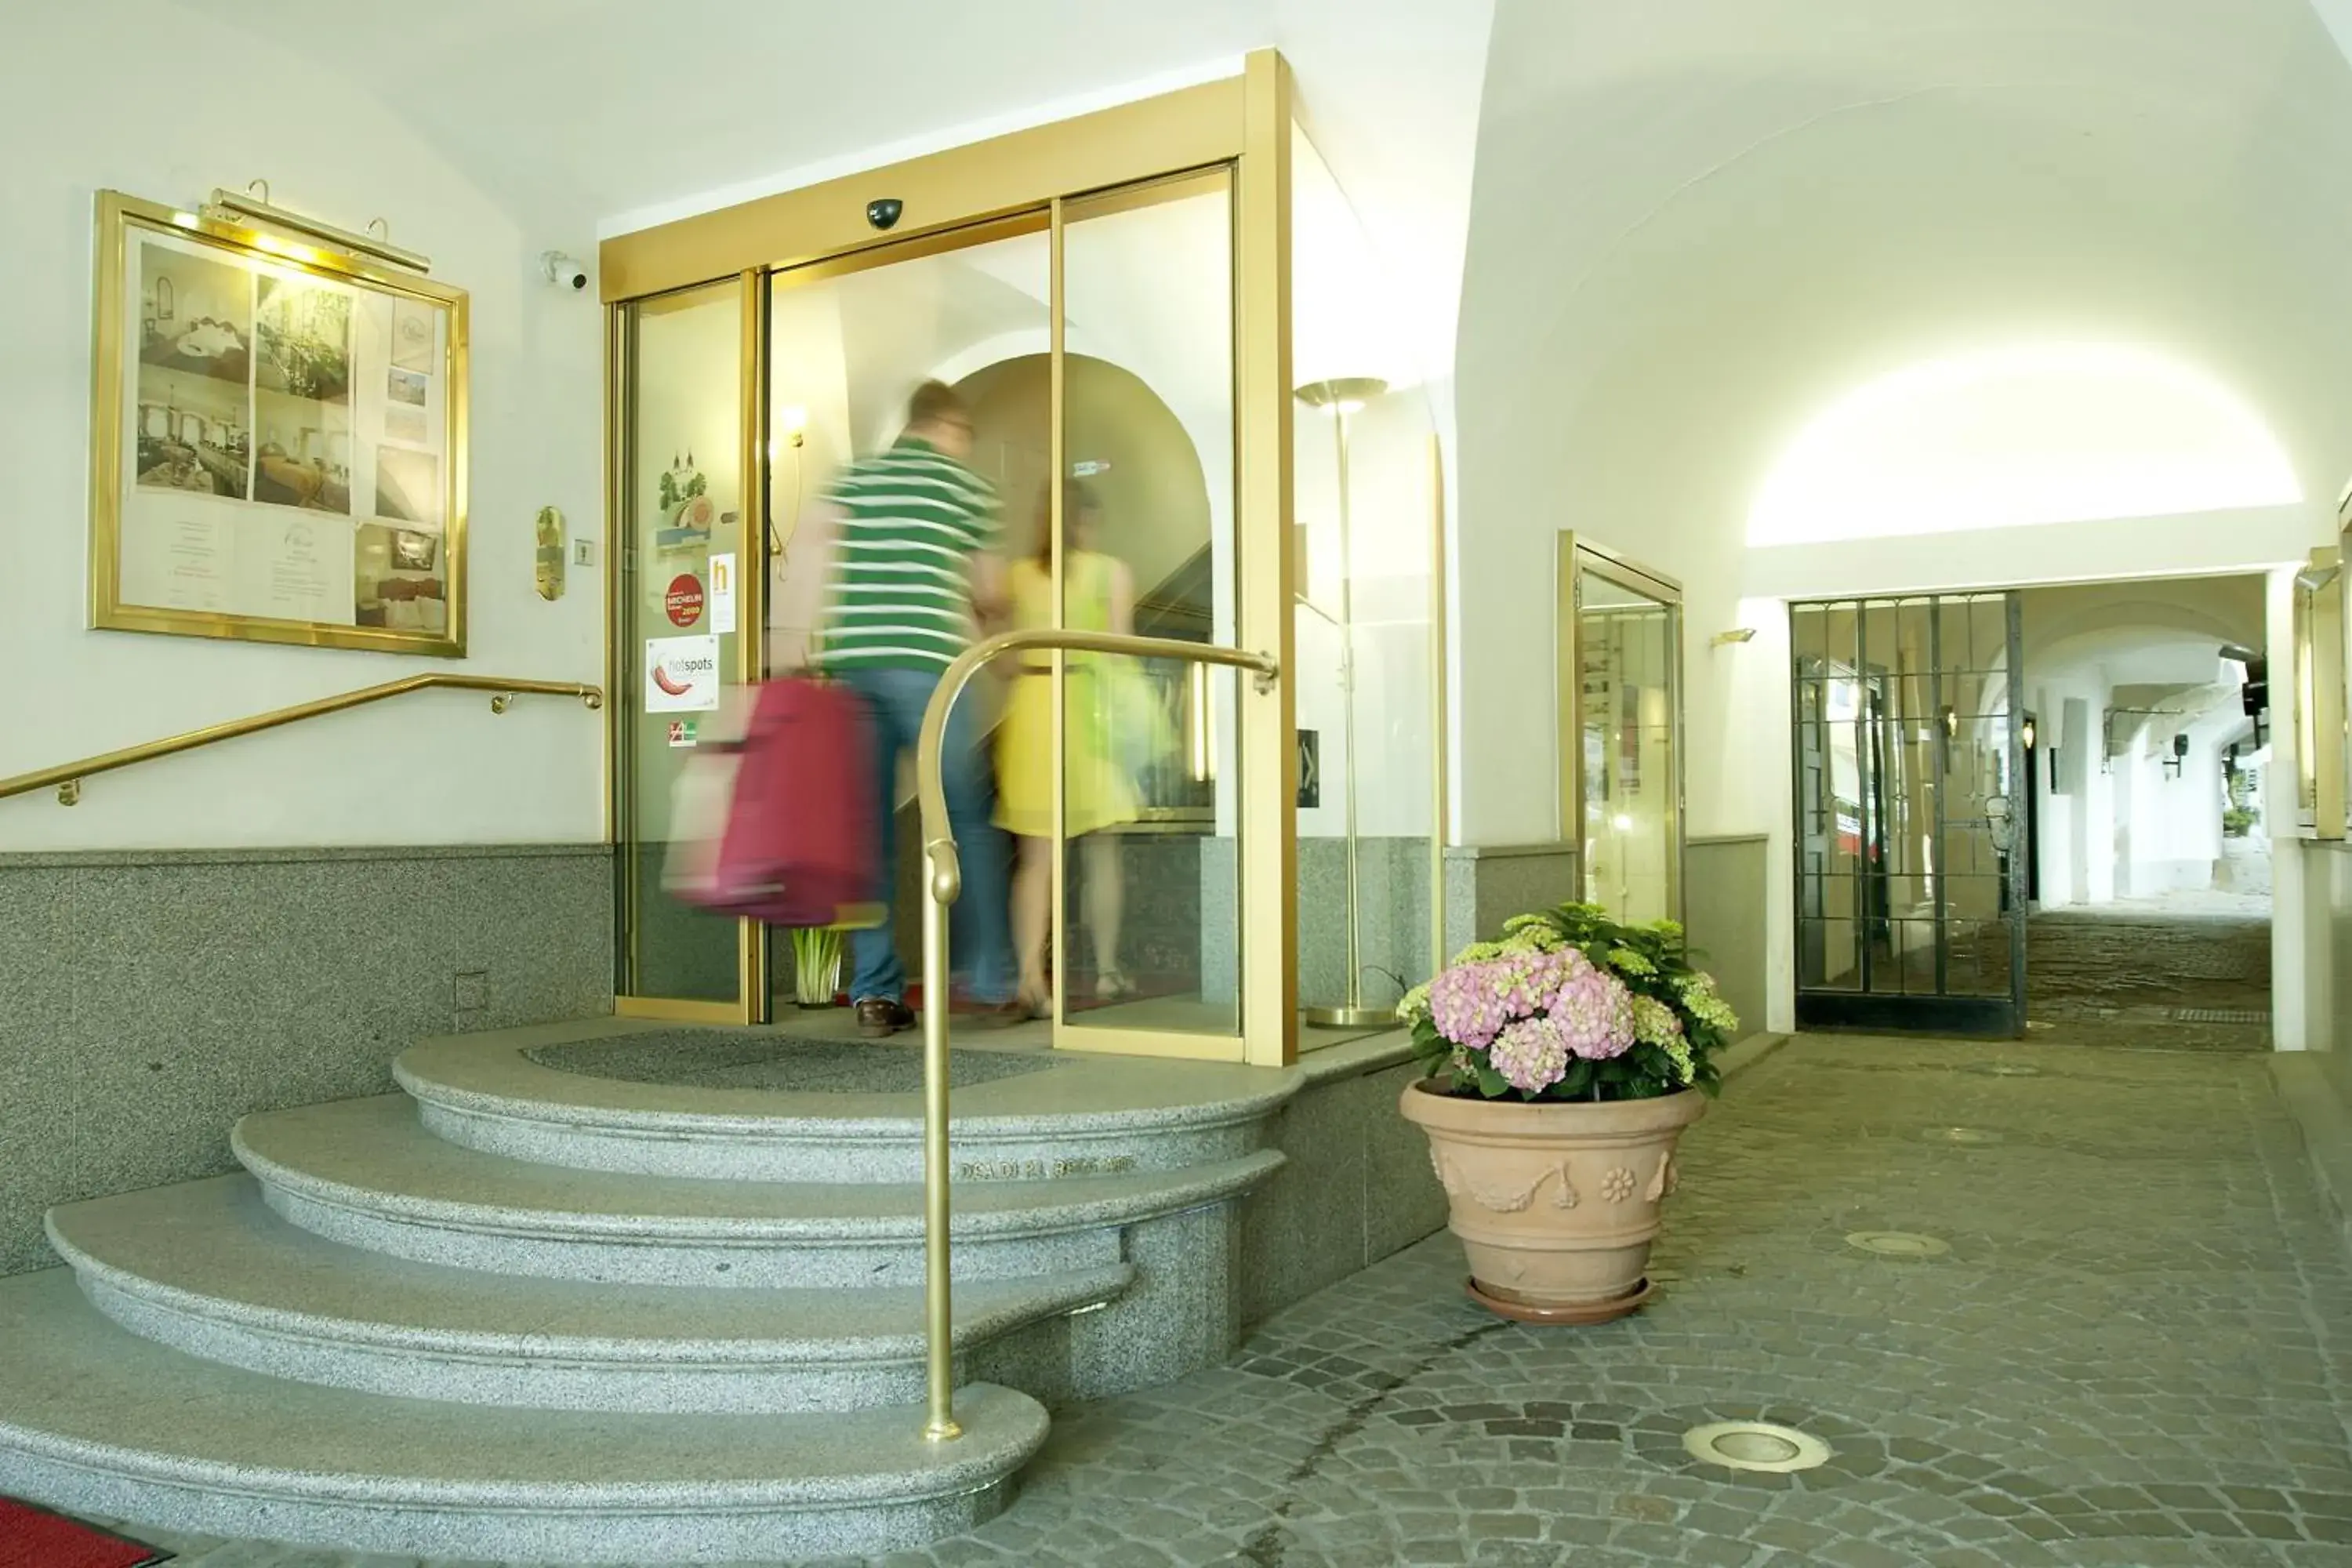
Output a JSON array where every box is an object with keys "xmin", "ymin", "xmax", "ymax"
[{"xmin": 0, "ymin": 1498, "xmax": 169, "ymax": 1568}]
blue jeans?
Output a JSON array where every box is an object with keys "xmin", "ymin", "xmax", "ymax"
[{"xmin": 837, "ymin": 666, "xmax": 1014, "ymax": 1007}]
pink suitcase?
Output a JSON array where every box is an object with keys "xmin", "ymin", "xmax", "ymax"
[{"xmin": 664, "ymin": 678, "xmax": 882, "ymax": 929}]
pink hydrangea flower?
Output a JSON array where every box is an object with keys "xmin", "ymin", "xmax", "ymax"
[
  {"xmin": 1551, "ymin": 960, "xmax": 1636, "ymax": 1060},
  {"xmin": 1489, "ymin": 1014, "xmax": 1571, "ymax": 1094}
]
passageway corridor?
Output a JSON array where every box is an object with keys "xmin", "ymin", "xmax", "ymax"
[
  {"xmin": 92, "ymin": 1031, "xmax": 2352, "ymax": 1566},
  {"xmin": 2030, "ymin": 896, "xmax": 2274, "ymax": 1053}
]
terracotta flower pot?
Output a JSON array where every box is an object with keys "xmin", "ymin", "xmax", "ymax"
[{"xmin": 1400, "ymin": 1079, "xmax": 1705, "ymax": 1323}]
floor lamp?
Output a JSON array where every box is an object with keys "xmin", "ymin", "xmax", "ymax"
[{"xmin": 1297, "ymin": 377, "xmax": 1392, "ymax": 1029}]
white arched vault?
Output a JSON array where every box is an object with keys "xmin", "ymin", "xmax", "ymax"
[{"xmin": 1747, "ymin": 345, "xmax": 2301, "ymax": 547}]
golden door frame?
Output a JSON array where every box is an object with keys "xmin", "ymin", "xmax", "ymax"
[{"xmin": 600, "ymin": 52, "xmax": 1300, "ymax": 1067}]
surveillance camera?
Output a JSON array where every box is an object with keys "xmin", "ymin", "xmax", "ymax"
[
  {"xmin": 541, "ymin": 251, "xmax": 589, "ymax": 292},
  {"xmin": 866, "ymin": 198, "xmax": 904, "ymax": 231}
]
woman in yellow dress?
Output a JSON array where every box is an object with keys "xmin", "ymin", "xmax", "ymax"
[{"xmin": 997, "ymin": 480, "xmax": 1143, "ymax": 1014}]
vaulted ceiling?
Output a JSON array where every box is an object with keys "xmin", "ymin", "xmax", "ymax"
[{"xmin": 1457, "ymin": 0, "xmax": 2352, "ymax": 572}]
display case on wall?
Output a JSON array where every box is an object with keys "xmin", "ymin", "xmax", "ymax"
[{"xmin": 1558, "ymin": 536, "xmax": 1684, "ymax": 925}]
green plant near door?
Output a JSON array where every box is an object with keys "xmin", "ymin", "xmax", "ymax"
[{"xmin": 788, "ymin": 927, "xmax": 844, "ymax": 1008}]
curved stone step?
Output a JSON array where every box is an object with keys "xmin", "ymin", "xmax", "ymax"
[
  {"xmin": 48, "ymin": 1176, "xmax": 1131, "ymax": 1413},
  {"xmin": 394, "ymin": 1025, "xmax": 1297, "ymax": 1182},
  {"xmin": 234, "ymin": 1095, "xmax": 1286, "ymax": 1287},
  {"xmin": 0, "ymin": 1269, "xmax": 1047, "ymax": 1564}
]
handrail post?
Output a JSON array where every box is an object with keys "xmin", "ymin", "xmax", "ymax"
[
  {"xmin": 910, "ymin": 627, "xmax": 1277, "ymax": 1445},
  {"xmin": 919, "ymin": 830, "xmax": 964, "ymax": 1443}
]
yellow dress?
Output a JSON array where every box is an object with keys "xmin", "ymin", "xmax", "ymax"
[{"xmin": 996, "ymin": 554, "xmax": 1142, "ymax": 838}]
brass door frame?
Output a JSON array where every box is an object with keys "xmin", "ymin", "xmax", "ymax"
[
  {"xmin": 601, "ymin": 53, "xmax": 1299, "ymax": 1065},
  {"xmin": 1556, "ymin": 532, "xmax": 1687, "ymax": 924}
]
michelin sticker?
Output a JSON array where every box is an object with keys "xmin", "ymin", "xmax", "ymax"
[{"xmin": 644, "ymin": 634, "xmax": 721, "ymax": 713}]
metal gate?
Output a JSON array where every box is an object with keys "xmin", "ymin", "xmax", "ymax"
[{"xmin": 1791, "ymin": 593, "xmax": 2026, "ymax": 1036}]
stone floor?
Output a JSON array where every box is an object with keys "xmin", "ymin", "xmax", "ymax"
[
  {"xmin": 2028, "ymin": 903, "xmax": 2274, "ymax": 1053},
  {"xmin": 74, "ymin": 1029, "xmax": 2352, "ymax": 1567}
]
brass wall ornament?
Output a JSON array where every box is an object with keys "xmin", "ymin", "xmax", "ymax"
[{"xmin": 535, "ymin": 506, "xmax": 565, "ymax": 601}]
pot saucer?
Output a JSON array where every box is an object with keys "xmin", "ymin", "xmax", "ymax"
[{"xmin": 1465, "ymin": 1275, "xmax": 1654, "ymax": 1325}]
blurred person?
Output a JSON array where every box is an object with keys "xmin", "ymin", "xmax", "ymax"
[
  {"xmin": 995, "ymin": 479, "xmax": 1152, "ymax": 1013},
  {"xmin": 808, "ymin": 380, "xmax": 1023, "ymax": 1036}
]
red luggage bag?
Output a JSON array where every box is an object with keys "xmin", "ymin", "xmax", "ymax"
[{"xmin": 664, "ymin": 677, "xmax": 883, "ymax": 929}]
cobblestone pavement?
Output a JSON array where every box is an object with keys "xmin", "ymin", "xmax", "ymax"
[
  {"xmin": 96, "ymin": 1033, "xmax": 2352, "ymax": 1566},
  {"xmin": 2029, "ymin": 909, "xmax": 2274, "ymax": 1053}
]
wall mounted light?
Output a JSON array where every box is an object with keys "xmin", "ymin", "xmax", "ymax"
[
  {"xmin": 2020, "ymin": 715, "xmax": 2037, "ymax": 751},
  {"xmin": 1940, "ymin": 706, "xmax": 1959, "ymax": 740},
  {"xmin": 2163, "ymin": 733, "xmax": 2189, "ymax": 779},
  {"xmin": 1711, "ymin": 628, "xmax": 1758, "ymax": 648}
]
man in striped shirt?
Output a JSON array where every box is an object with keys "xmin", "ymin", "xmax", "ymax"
[{"xmin": 818, "ymin": 381, "xmax": 1022, "ymax": 1035}]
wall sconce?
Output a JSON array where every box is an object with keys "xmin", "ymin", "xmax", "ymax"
[
  {"xmin": 2020, "ymin": 715, "xmax": 2037, "ymax": 751},
  {"xmin": 1940, "ymin": 705, "xmax": 1958, "ymax": 740},
  {"xmin": 2162, "ymin": 733, "xmax": 2188, "ymax": 779},
  {"xmin": 1711, "ymin": 628, "xmax": 1757, "ymax": 648}
]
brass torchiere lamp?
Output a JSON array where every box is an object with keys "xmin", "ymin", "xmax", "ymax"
[{"xmin": 1296, "ymin": 376, "xmax": 1393, "ymax": 1029}]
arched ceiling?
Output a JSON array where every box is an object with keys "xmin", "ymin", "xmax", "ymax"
[
  {"xmin": 167, "ymin": 0, "xmax": 1491, "ymax": 370},
  {"xmin": 1455, "ymin": 0, "xmax": 2352, "ymax": 573}
]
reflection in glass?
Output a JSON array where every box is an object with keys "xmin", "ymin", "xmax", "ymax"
[{"xmin": 1291, "ymin": 125, "xmax": 1440, "ymax": 1030}]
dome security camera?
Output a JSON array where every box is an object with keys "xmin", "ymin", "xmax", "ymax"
[{"xmin": 541, "ymin": 251, "xmax": 589, "ymax": 292}]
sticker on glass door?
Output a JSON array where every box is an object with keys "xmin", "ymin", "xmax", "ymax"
[{"xmin": 644, "ymin": 634, "xmax": 720, "ymax": 712}]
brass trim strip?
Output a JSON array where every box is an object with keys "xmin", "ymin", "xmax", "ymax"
[
  {"xmin": 913, "ymin": 629, "xmax": 1279, "ymax": 1445},
  {"xmin": 2, "ymin": 677, "xmax": 604, "ymax": 805},
  {"xmin": 1237, "ymin": 49, "xmax": 1298, "ymax": 1068},
  {"xmin": 1047, "ymin": 195, "xmax": 1068, "ymax": 1039},
  {"xmin": 598, "ymin": 77, "xmax": 1246, "ymax": 302}
]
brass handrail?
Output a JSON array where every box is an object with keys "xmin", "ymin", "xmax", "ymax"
[
  {"xmin": 913, "ymin": 628, "xmax": 1278, "ymax": 1442},
  {"xmin": 0, "ymin": 675, "xmax": 605, "ymax": 806}
]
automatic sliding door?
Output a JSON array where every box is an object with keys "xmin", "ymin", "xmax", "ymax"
[{"xmin": 1052, "ymin": 170, "xmax": 1244, "ymax": 1056}]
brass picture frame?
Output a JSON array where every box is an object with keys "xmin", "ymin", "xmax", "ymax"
[{"xmin": 90, "ymin": 190, "xmax": 470, "ymax": 655}]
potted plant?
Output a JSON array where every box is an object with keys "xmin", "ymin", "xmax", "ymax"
[
  {"xmin": 788, "ymin": 927, "xmax": 844, "ymax": 1009},
  {"xmin": 1397, "ymin": 904, "xmax": 1739, "ymax": 1324}
]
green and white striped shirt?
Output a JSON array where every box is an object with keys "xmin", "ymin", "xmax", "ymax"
[{"xmin": 816, "ymin": 438, "xmax": 999, "ymax": 671}]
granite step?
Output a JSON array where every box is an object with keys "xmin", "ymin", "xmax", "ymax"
[
  {"xmin": 48, "ymin": 1175, "xmax": 1132, "ymax": 1414},
  {"xmin": 394, "ymin": 1025, "xmax": 1297, "ymax": 1182},
  {"xmin": 0, "ymin": 1269, "xmax": 1045, "ymax": 1564},
  {"xmin": 234, "ymin": 1094, "xmax": 1287, "ymax": 1287}
]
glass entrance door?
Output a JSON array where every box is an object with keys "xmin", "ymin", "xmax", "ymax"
[
  {"xmin": 613, "ymin": 278, "xmax": 757, "ymax": 1018},
  {"xmin": 614, "ymin": 176, "xmax": 1277, "ymax": 1061},
  {"xmin": 1791, "ymin": 592, "xmax": 2027, "ymax": 1036}
]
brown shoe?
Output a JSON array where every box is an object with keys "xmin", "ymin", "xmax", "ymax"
[{"xmin": 855, "ymin": 997, "xmax": 916, "ymax": 1038}]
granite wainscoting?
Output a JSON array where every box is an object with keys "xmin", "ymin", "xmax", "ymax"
[
  {"xmin": 0, "ymin": 844, "xmax": 613, "ymax": 1275},
  {"xmin": 1239, "ymin": 1036, "xmax": 1448, "ymax": 1328},
  {"xmin": 1443, "ymin": 841, "xmax": 1581, "ymax": 952},
  {"xmin": 1201, "ymin": 837, "xmax": 1451, "ymax": 1014},
  {"xmin": 1684, "ymin": 833, "xmax": 1770, "ymax": 1041}
]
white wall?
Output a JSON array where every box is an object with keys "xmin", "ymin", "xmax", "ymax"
[{"xmin": 0, "ymin": 2, "xmax": 604, "ymax": 852}]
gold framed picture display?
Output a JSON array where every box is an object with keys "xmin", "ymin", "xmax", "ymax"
[{"xmin": 90, "ymin": 190, "xmax": 470, "ymax": 655}]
